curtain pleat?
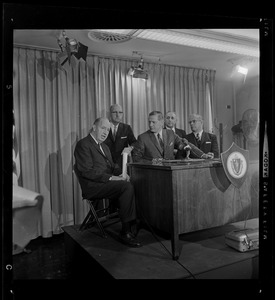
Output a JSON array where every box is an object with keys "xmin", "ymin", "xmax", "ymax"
[{"xmin": 13, "ymin": 47, "xmax": 215, "ymax": 238}]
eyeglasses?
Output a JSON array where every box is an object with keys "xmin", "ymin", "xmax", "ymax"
[
  {"xmin": 189, "ymin": 119, "xmax": 201, "ymax": 124},
  {"xmin": 111, "ymin": 111, "xmax": 123, "ymax": 114}
]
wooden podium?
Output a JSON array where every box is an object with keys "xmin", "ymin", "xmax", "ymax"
[{"xmin": 128, "ymin": 159, "xmax": 259, "ymax": 260}]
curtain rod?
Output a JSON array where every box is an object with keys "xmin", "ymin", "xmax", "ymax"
[{"xmin": 13, "ymin": 44, "xmax": 216, "ymax": 72}]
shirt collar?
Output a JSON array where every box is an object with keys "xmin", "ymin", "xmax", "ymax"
[
  {"xmin": 155, "ymin": 129, "xmax": 163, "ymax": 138},
  {"xmin": 110, "ymin": 122, "xmax": 119, "ymax": 129},
  {"xmin": 90, "ymin": 133, "xmax": 99, "ymax": 145},
  {"xmin": 166, "ymin": 127, "xmax": 175, "ymax": 132},
  {"xmin": 194, "ymin": 130, "xmax": 203, "ymax": 138}
]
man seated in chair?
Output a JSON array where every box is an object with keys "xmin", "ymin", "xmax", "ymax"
[{"xmin": 74, "ymin": 117, "xmax": 142, "ymax": 248}]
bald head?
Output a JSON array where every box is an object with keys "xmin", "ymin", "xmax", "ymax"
[{"xmin": 165, "ymin": 111, "xmax": 177, "ymax": 129}]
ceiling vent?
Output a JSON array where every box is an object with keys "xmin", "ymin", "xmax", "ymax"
[{"xmin": 88, "ymin": 30, "xmax": 138, "ymax": 43}]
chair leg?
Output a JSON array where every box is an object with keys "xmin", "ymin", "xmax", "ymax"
[
  {"xmin": 89, "ymin": 203, "xmax": 107, "ymax": 238},
  {"xmin": 79, "ymin": 199, "xmax": 118, "ymax": 238},
  {"xmin": 79, "ymin": 210, "xmax": 93, "ymax": 231}
]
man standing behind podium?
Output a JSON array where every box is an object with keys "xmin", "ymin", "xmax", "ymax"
[
  {"xmin": 104, "ymin": 104, "xmax": 137, "ymax": 170},
  {"xmin": 176, "ymin": 113, "xmax": 219, "ymax": 159},
  {"xmin": 132, "ymin": 111, "xmax": 205, "ymax": 163},
  {"xmin": 164, "ymin": 111, "xmax": 186, "ymax": 138},
  {"xmin": 164, "ymin": 111, "xmax": 186, "ymax": 156}
]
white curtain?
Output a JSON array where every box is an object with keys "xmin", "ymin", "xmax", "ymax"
[{"xmin": 13, "ymin": 46, "xmax": 216, "ymax": 238}]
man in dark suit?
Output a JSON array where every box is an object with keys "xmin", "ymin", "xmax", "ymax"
[
  {"xmin": 164, "ymin": 111, "xmax": 186, "ymax": 156},
  {"xmin": 104, "ymin": 104, "xmax": 137, "ymax": 170},
  {"xmin": 74, "ymin": 117, "xmax": 142, "ymax": 247},
  {"xmin": 164, "ymin": 111, "xmax": 186, "ymax": 138},
  {"xmin": 176, "ymin": 113, "xmax": 220, "ymax": 159},
  {"xmin": 132, "ymin": 111, "xmax": 206, "ymax": 163}
]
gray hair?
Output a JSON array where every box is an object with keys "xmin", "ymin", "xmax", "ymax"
[
  {"xmin": 149, "ymin": 111, "xmax": 163, "ymax": 120},
  {"xmin": 189, "ymin": 113, "xmax": 203, "ymax": 122}
]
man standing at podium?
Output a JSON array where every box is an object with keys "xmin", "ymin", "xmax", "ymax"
[
  {"xmin": 176, "ymin": 113, "xmax": 219, "ymax": 159},
  {"xmin": 132, "ymin": 111, "xmax": 205, "ymax": 163}
]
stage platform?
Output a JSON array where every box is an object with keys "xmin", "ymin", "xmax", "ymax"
[{"xmin": 62, "ymin": 218, "xmax": 259, "ymax": 280}]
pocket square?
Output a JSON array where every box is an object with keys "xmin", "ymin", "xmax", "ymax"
[
  {"xmin": 121, "ymin": 136, "xmax": 127, "ymax": 139},
  {"xmin": 206, "ymin": 141, "xmax": 211, "ymax": 144},
  {"xmin": 169, "ymin": 141, "xmax": 174, "ymax": 146}
]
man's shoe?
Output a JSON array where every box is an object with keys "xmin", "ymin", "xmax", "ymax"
[
  {"xmin": 130, "ymin": 220, "xmax": 141, "ymax": 237},
  {"xmin": 119, "ymin": 232, "xmax": 142, "ymax": 248}
]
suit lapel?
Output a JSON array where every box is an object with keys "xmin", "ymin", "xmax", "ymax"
[
  {"xmin": 108, "ymin": 130, "xmax": 115, "ymax": 142},
  {"xmin": 101, "ymin": 143, "xmax": 113, "ymax": 162},
  {"xmin": 189, "ymin": 133, "xmax": 197, "ymax": 145},
  {"xmin": 89, "ymin": 134, "xmax": 107, "ymax": 157},
  {"xmin": 109, "ymin": 123, "xmax": 121, "ymax": 142},
  {"xmin": 162, "ymin": 130, "xmax": 168, "ymax": 152},
  {"xmin": 113, "ymin": 123, "xmax": 121, "ymax": 141},
  {"xmin": 149, "ymin": 131, "xmax": 163, "ymax": 154},
  {"xmin": 200, "ymin": 132, "xmax": 208, "ymax": 145}
]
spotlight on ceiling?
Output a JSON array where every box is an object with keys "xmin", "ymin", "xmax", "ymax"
[
  {"xmin": 128, "ymin": 56, "xmax": 148, "ymax": 80},
  {"xmin": 57, "ymin": 30, "xmax": 88, "ymax": 67}
]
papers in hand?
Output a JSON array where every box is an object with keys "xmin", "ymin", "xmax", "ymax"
[{"xmin": 122, "ymin": 152, "xmax": 128, "ymax": 178}]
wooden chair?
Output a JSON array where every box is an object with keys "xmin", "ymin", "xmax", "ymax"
[{"xmin": 74, "ymin": 165, "xmax": 119, "ymax": 238}]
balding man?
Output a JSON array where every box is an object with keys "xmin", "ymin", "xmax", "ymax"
[
  {"xmin": 104, "ymin": 104, "xmax": 137, "ymax": 170},
  {"xmin": 164, "ymin": 111, "xmax": 186, "ymax": 156},
  {"xmin": 74, "ymin": 117, "xmax": 142, "ymax": 247},
  {"xmin": 176, "ymin": 113, "xmax": 219, "ymax": 159},
  {"xmin": 164, "ymin": 111, "xmax": 186, "ymax": 138}
]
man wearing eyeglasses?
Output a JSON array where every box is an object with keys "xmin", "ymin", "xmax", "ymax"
[
  {"xmin": 132, "ymin": 111, "xmax": 206, "ymax": 163},
  {"xmin": 104, "ymin": 104, "xmax": 137, "ymax": 170},
  {"xmin": 176, "ymin": 113, "xmax": 220, "ymax": 159}
]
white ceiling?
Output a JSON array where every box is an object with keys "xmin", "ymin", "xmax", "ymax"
[{"xmin": 13, "ymin": 29, "xmax": 260, "ymax": 81}]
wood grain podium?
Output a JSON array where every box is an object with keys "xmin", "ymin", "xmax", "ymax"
[{"xmin": 128, "ymin": 159, "xmax": 259, "ymax": 260}]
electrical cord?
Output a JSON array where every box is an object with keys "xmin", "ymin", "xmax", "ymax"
[{"xmin": 138, "ymin": 208, "xmax": 197, "ymax": 279}]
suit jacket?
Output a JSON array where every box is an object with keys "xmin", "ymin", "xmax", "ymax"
[
  {"xmin": 164, "ymin": 126, "xmax": 186, "ymax": 138},
  {"xmin": 74, "ymin": 134, "xmax": 121, "ymax": 198},
  {"xmin": 104, "ymin": 122, "xmax": 137, "ymax": 168},
  {"xmin": 164, "ymin": 127, "xmax": 186, "ymax": 156},
  {"xmin": 175, "ymin": 127, "xmax": 187, "ymax": 138},
  {"xmin": 176, "ymin": 131, "xmax": 220, "ymax": 159},
  {"xmin": 132, "ymin": 129, "xmax": 187, "ymax": 163}
]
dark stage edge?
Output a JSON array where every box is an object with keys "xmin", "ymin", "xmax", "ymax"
[{"xmin": 62, "ymin": 218, "xmax": 259, "ymax": 280}]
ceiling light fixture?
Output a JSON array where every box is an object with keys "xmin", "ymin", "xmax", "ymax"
[
  {"xmin": 236, "ymin": 65, "xmax": 248, "ymax": 75},
  {"xmin": 128, "ymin": 56, "xmax": 148, "ymax": 80}
]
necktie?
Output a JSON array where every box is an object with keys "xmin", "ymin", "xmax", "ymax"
[
  {"xmin": 98, "ymin": 143, "xmax": 106, "ymax": 156},
  {"xmin": 113, "ymin": 126, "xmax": 117, "ymax": 139},
  {"xmin": 157, "ymin": 133, "xmax": 164, "ymax": 151},
  {"xmin": 195, "ymin": 133, "xmax": 201, "ymax": 148}
]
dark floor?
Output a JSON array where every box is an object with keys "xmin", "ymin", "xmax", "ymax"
[
  {"xmin": 12, "ymin": 233, "xmax": 72, "ymax": 280},
  {"xmin": 9, "ymin": 220, "xmax": 268, "ymax": 299}
]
